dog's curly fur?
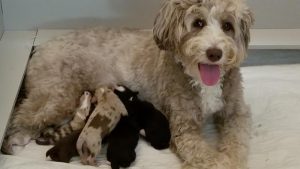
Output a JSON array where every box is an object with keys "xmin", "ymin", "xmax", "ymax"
[{"xmin": 2, "ymin": 0, "xmax": 253, "ymax": 168}]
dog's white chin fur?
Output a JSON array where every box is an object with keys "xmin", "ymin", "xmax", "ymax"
[{"xmin": 189, "ymin": 67, "xmax": 225, "ymax": 117}]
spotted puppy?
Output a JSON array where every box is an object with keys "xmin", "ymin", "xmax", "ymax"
[
  {"xmin": 76, "ymin": 86, "xmax": 128, "ymax": 166},
  {"xmin": 37, "ymin": 91, "xmax": 93, "ymax": 145}
]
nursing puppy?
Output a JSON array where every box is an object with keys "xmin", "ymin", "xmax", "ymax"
[
  {"xmin": 46, "ymin": 131, "xmax": 81, "ymax": 163},
  {"xmin": 106, "ymin": 115, "xmax": 139, "ymax": 169},
  {"xmin": 107, "ymin": 85, "xmax": 171, "ymax": 169},
  {"xmin": 76, "ymin": 87, "xmax": 127, "ymax": 166},
  {"xmin": 114, "ymin": 85, "xmax": 171, "ymax": 150},
  {"xmin": 37, "ymin": 91, "xmax": 93, "ymax": 145},
  {"xmin": 4, "ymin": 0, "xmax": 254, "ymax": 168}
]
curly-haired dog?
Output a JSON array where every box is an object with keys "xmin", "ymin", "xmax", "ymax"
[
  {"xmin": 76, "ymin": 87, "xmax": 127, "ymax": 166},
  {"xmin": 3, "ymin": 0, "xmax": 253, "ymax": 168},
  {"xmin": 36, "ymin": 91, "xmax": 93, "ymax": 145}
]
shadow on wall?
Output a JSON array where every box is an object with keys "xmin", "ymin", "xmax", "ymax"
[{"xmin": 39, "ymin": 0, "xmax": 162, "ymax": 29}]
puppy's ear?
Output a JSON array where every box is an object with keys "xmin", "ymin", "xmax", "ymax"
[
  {"xmin": 153, "ymin": 0, "xmax": 185, "ymax": 50},
  {"xmin": 240, "ymin": 8, "xmax": 254, "ymax": 49}
]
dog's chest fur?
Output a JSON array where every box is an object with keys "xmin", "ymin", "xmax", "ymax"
[{"xmin": 198, "ymin": 83, "xmax": 224, "ymax": 118}]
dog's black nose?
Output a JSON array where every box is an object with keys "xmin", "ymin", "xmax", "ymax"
[{"xmin": 206, "ymin": 48, "xmax": 222, "ymax": 62}]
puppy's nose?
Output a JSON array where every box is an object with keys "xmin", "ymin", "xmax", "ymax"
[{"xmin": 206, "ymin": 48, "xmax": 222, "ymax": 62}]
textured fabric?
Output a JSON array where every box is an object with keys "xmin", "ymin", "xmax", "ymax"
[{"xmin": 1, "ymin": 64, "xmax": 300, "ymax": 169}]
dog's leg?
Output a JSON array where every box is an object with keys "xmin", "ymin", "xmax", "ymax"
[
  {"xmin": 168, "ymin": 96, "xmax": 237, "ymax": 169},
  {"xmin": 214, "ymin": 104, "xmax": 251, "ymax": 169},
  {"xmin": 170, "ymin": 113, "xmax": 221, "ymax": 169},
  {"xmin": 2, "ymin": 89, "xmax": 79, "ymax": 154},
  {"xmin": 1, "ymin": 91, "xmax": 47, "ymax": 154}
]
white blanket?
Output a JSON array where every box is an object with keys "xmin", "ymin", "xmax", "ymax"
[{"xmin": 1, "ymin": 64, "xmax": 300, "ymax": 169}]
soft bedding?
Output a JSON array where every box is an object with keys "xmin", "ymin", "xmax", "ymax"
[{"xmin": 1, "ymin": 64, "xmax": 300, "ymax": 169}]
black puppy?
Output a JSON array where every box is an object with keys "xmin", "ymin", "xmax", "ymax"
[
  {"xmin": 114, "ymin": 85, "xmax": 171, "ymax": 150},
  {"xmin": 106, "ymin": 87, "xmax": 141, "ymax": 169},
  {"xmin": 106, "ymin": 116, "xmax": 139, "ymax": 169}
]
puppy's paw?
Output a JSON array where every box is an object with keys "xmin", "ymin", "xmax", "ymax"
[{"xmin": 81, "ymin": 155, "xmax": 97, "ymax": 166}]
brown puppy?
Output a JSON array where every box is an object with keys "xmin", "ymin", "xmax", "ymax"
[{"xmin": 46, "ymin": 131, "xmax": 81, "ymax": 163}]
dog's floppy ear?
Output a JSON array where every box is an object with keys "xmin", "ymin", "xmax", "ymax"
[
  {"xmin": 153, "ymin": 0, "xmax": 185, "ymax": 51},
  {"xmin": 240, "ymin": 8, "xmax": 254, "ymax": 49}
]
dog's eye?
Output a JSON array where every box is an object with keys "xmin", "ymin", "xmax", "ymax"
[
  {"xmin": 222, "ymin": 22, "xmax": 234, "ymax": 32},
  {"xmin": 193, "ymin": 19, "xmax": 206, "ymax": 29}
]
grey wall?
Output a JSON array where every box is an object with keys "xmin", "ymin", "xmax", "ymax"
[
  {"xmin": 2, "ymin": 0, "xmax": 161, "ymax": 30},
  {"xmin": 0, "ymin": 0, "xmax": 4, "ymax": 38},
  {"xmin": 248, "ymin": 0, "xmax": 300, "ymax": 29},
  {"xmin": 2, "ymin": 0, "xmax": 300, "ymax": 30}
]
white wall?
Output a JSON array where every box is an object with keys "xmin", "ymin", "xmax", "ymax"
[
  {"xmin": 0, "ymin": 0, "xmax": 4, "ymax": 38},
  {"xmin": 2, "ymin": 0, "xmax": 161, "ymax": 30},
  {"xmin": 248, "ymin": 0, "xmax": 300, "ymax": 29},
  {"xmin": 2, "ymin": 0, "xmax": 300, "ymax": 30}
]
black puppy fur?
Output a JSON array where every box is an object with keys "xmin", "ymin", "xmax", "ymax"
[
  {"xmin": 114, "ymin": 86, "xmax": 171, "ymax": 150},
  {"xmin": 106, "ymin": 116, "xmax": 139, "ymax": 169},
  {"xmin": 107, "ymin": 86, "xmax": 171, "ymax": 169}
]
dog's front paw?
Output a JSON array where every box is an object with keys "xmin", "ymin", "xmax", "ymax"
[
  {"xmin": 181, "ymin": 155, "xmax": 234, "ymax": 169},
  {"xmin": 181, "ymin": 162, "xmax": 198, "ymax": 169},
  {"xmin": 215, "ymin": 153, "xmax": 244, "ymax": 169}
]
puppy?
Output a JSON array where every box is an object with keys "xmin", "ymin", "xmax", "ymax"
[
  {"xmin": 37, "ymin": 91, "xmax": 93, "ymax": 145},
  {"xmin": 46, "ymin": 130, "xmax": 81, "ymax": 163},
  {"xmin": 106, "ymin": 85, "xmax": 171, "ymax": 169},
  {"xmin": 114, "ymin": 85, "xmax": 171, "ymax": 149},
  {"xmin": 106, "ymin": 116, "xmax": 139, "ymax": 169},
  {"xmin": 76, "ymin": 86, "xmax": 127, "ymax": 166}
]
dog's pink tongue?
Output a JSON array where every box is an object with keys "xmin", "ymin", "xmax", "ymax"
[{"xmin": 198, "ymin": 64, "xmax": 220, "ymax": 86}]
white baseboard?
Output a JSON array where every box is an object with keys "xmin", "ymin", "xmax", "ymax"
[
  {"xmin": 250, "ymin": 29, "xmax": 300, "ymax": 49},
  {"xmin": 0, "ymin": 31, "xmax": 36, "ymax": 145}
]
